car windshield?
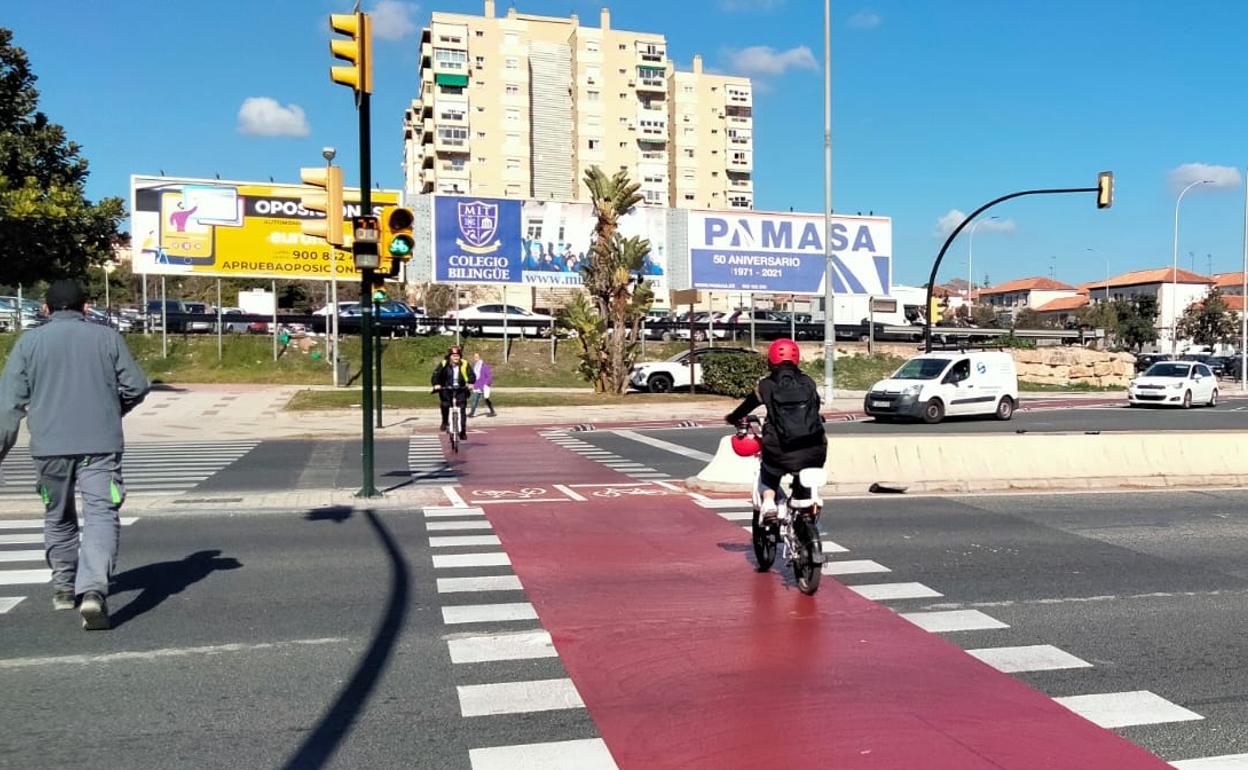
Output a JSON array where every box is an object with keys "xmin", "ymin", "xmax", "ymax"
[
  {"xmin": 892, "ymin": 358, "xmax": 950, "ymax": 380},
  {"xmin": 1145, "ymin": 363, "xmax": 1191, "ymax": 378}
]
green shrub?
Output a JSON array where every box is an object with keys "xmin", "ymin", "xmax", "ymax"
[{"xmin": 701, "ymin": 351, "xmax": 768, "ymax": 397}]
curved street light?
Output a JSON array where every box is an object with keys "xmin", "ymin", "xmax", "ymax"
[{"xmin": 1172, "ymin": 179, "xmax": 1213, "ymax": 353}]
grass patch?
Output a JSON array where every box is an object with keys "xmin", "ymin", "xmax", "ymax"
[
  {"xmin": 285, "ymin": 389, "xmax": 733, "ymax": 411},
  {"xmin": 804, "ymin": 354, "xmax": 906, "ymax": 390},
  {"xmin": 1020, "ymin": 380, "xmax": 1122, "ymax": 392}
]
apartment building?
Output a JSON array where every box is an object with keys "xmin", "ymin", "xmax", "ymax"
[{"xmin": 402, "ymin": 1, "xmax": 754, "ymax": 209}]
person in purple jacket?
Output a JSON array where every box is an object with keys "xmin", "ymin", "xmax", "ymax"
[{"xmin": 468, "ymin": 352, "xmax": 497, "ymax": 418}]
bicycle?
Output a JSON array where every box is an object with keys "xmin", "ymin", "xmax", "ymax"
[
  {"xmin": 436, "ymin": 386, "xmax": 469, "ymax": 454},
  {"xmin": 735, "ymin": 416, "xmax": 826, "ymax": 595}
]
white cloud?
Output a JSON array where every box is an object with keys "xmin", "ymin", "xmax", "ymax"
[
  {"xmin": 935, "ymin": 209, "xmax": 1016, "ymax": 237},
  {"xmin": 370, "ymin": 1, "xmax": 419, "ymax": 41},
  {"xmin": 725, "ymin": 45, "xmax": 818, "ymax": 78},
  {"xmin": 718, "ymin": 0, "xmax": 785, "ymax": 10},
  {"xmin": 1168, "ymin": 163, "xmax": 1241, "ymax": 191},
  {"xmin": 237, "ymin": 97, "xmax": 310, "ymax": 138},
  {"xmin": 848, "ymin": 10, "xmax": 882, "ymax": 29}
]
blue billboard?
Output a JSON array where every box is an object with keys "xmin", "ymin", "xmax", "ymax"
[
  {"xmin": 434, "ymin": 196, "xmax": 523, "ymax": 284},
  {"xmin": 688, "ymin": 210, "xmax": 892, "ymax": 295}
]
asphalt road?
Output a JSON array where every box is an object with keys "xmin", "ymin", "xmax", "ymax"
[{"xmin": 2, "ymin": 490, "xmax": 1246, "ymax": 766}]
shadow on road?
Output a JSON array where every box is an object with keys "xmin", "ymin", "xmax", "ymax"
[
  {"xmin": 281, "ymin": 508, "xmax": 409, "ymax": 770},
  {"xmin": 109, "ymin": 549, "xmax": 243, "ymax": 628}
]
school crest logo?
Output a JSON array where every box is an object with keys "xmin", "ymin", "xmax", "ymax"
[{"xmin": 456, "ymin": 201, "xmax": 500, "ymax": 254}]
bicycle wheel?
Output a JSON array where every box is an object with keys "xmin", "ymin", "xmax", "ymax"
[
  {"xmin": 751, "ymin": 509, "xmax": 776, "ymax": 572},
  {"xmin": 792, "ymin": 514, "xmax": 822, "ymax": 595},
  {"xmin": 449, "ymin": 410, "xmax": 460, "ymax": 454}
]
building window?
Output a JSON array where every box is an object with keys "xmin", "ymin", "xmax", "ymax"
[
  {"xmin": 475, "ymin": 55, "xmax": 485, "ymax": 68},
  {"xmin": 506, "ymin": 132, "xmax": 520, "ymax": 143},
  {"xmin": 711, "ymin": 171, "xmax": 719, "ymax": 177},
  {"xmin": 684, "ymin": 193, "xmax": 695, "ymax": 201},
  {"xmin": 586, "ymin": 40, "xmax": 599, "ymax": 53},
  {"xmin": 683, "ymin": 85, "xmax": 694, "ymax": 94},
  {"xmin": 476, "ymin": 156, "xmax": 487, "ymax": 164},
  {"xmin": 439, "ymin": 85, "xmax": 465, "ymax": 96},
  {"xmin": 588, "ymin": 139, "xmax": 600, "ymax": 150},
  {"xmin": 619, "ymin": 43, "xmax": 626, "ymax": 50},
  {"xmin": 476, "ymin": 131, "xmax": 486, "ymax": 139},
  {"xmin": 619, "ymin": 116, "xmax": 628, "ymax": 125},
  {"xmin": 506, "ymin": 184, "xmax": 522, "ymax": 196},
  {"xmin": 619, "ymin": 141, "xmax": 628, "ymax": 148},
  {"xmin": 586, "ymin": 90, "xmax": 600, "ymax": 101},
  {"xmin": 475, "ymin": 30, "xmax": 484, "ymax": 37},
  {"xmin": 683, "ymin": 148, "xmax": 694, "ymax": 158},
  {"xmin": 586, "ymin": 67, "xmax": 600, "ymax": 83},
  {"xmin": 434, "ymin": 49, "xmax": 467, "ymax": 71},
  {"xmin": 729, "ymin": 195, "xmax": 750, "ymax": 208},
  {"xmin": 506, "ymin": 157, "xmax": 521, "ymax": 171},
  {"xmin": 505, "ymin": 108, "xmax": 520, "ymax": 123},
  {"xmin": 436, "ymin": 127, "xmax": 468, "ymax": 145},
  {"xmin": 505, "ymin": 58, "xmax": 519, "ymax": 70}
]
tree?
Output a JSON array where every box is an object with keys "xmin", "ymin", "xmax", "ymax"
[
  {"xmin": 1013, "ymin": 308, "xmax": 1050, "ymax": 330},
  {"xmin": 0, "ymin": 29, "xmax": 124, "ymax": 286},
  {"xmin": 1117, "ymin": 295, "xmax": 1159, "ymax": 352},
  {"xmin": 558, "ymin": 167, "xmax": 654, "ymax": 393},
  {"xmin": 419, "ymin": 283, "xmax": 457, "ymax": 318},
  {"xmin": 972, "ymin": 304, "xmax": 999, "ymax": 328},
  {"xmin": 1176, "ymin": 287, "xmax": 1239, "ymax": 349}
]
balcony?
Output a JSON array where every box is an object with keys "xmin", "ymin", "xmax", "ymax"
[
  {"xmin": 421, "ymin": 42, "xmax": 432, "ymax": 65},
  {"xmin": 726, "ymin": 129, "xmax": 752, "ymax": 147},
  {"xmin": 727, "ymin": 174, "xmax": 753, "ymax": 192},
  {"xmin": 439, "ymin": 161, "xmax": 469, "ymax": 178},
  {"xmin": 434, "ymin": 130, "xmax": 470, "ymax": 153},
  {"xmin": 422, "ymin": 117, "xmax": 434, "ymax": 137},
  {"xmin": 436, "ymin": 100, "xmax": 469, "ymax": 124},
  {"xmin": 727, "ymin": 153, "xmax": 753, "ymax": 172},
  {"xmin": 639, "ymin": 150, "xmax": 668, "ymax": 163},
  {"xmin": 636, "ymin": 42, "xmax": 667, "ymax": 64},
  {"xmin": 636, "ymin": 65, "xmax": 666, "ymax": 93},
  {"xmin": 726, "ymin": 87, "xmax": 752, "ymax": 106}
]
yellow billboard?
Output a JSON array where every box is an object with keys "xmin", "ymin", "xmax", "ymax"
[{"xmin": 130, "ymin": 175, "xmax": 400, "ymax": 280}]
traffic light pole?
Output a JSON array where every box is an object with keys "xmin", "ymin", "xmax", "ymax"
[
  {"xmin": 357, "ymin": 90, "xmax": 379, "ymax": 498},
  {"xmin": 922, "ymin": 186, "xmax": 1098, "ymax": 353},
  {"xmin": 375, "ymin": 295, "xmax": 384, "ymax": 428}
]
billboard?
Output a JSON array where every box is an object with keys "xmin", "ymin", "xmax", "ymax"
[
  {"xmin": 687, "ymin": 210, "xmax": 891, "ymax": 295},
  {"xmin": 432, "ymin": 195, "xmax": 667, "ymax": 289},
  {"xmin": 130, "ymin": 175, "xmax": 400, "ymax": 281}
]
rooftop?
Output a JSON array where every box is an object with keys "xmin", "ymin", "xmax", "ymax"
[
  {"xmin": 978, "ymin": 277, "xmax": 1076, "ymax": 296},
  {"xmin": 1034, "ymin": 295, "xmax": 1090, "ymax": 313},
  {"xmin": 1082, "ymin": 267, "xmax": 1214, "ymax": 289}
]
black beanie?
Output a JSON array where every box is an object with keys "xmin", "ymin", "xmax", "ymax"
[{"xmin": 45, "ymin": 279, "xmax": 88, "ymax": 311}]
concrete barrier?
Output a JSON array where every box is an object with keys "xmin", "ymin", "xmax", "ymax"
[{"xmin": 687, "ymin": 431, "xmax": 1248, "ymax": 495}]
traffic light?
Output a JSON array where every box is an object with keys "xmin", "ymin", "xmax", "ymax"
[
  {"xmin": 299, "ymin": 165, "xmax": 344, "ymax": 246},
  {"xmin": 929, "ymin": 296, "xmax": 943, "ymax": 325},
  {"xmin": 330, "ymin": 12, "xmax": 373, "ymax": 94},
  {"xmin": 380, "ymin": 206, "xmax": 416, "ymax": 262},
  {"xmin": 1097, "ymin": 171, "xmax": 1114, "ymax": 209}
]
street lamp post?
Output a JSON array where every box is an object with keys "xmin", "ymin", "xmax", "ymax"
[
  {"xmin": 967, "ymin": 215, "xmax": 999, "ymax": 313},
  {"xmin": 1172, "ymin": 179, "xmax": 1212, "ymax": 353},
  {"xmin": 821, "ymin": 0, "xmax": 834, "ymax": 402}
]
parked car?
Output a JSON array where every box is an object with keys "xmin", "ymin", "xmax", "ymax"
[
  {"xmin": 0, "ymin": 296, "xmax": 45, "ymax": 330},
  {"xmin": 1180, "ymin": 353, "xmax": 1225, "ymax": 378},
  {"xmin": 628, "ymin": 346, "xmax": 753, "ymax": 393},
  {"xmin": 864, "ymin": 351, "xmax": 1019, "ymax": 424},
  {"xmin": 146, "ymin": 299, "xmax": 188, "ymax": 332},
  {"xmin": 339, "ymin": 300, "xmax": 422, "ymax": 335},
  {"xmin": 451, "ymin": 303, "xmax": 553, "ymax": 337},
  {"xmin": 674, "ymin": 311, "xmax": 730, "ymax": 341},
  {"xmin": 640, "ymin": 309, "xmax": 679, "ymax": 341},
  {"xmin": 1215, "ymin": 355, "xmax": 1242, "ymax": 381},
  {"xmin": 1133, "ymin": 353, "xmax": 1173, "ymax": 374},
  {"xmin": 723, "ymin": 310, "xmax": 792, "ymax": 340},
  {"xmin": 220, "ymin": 308, "xmax": 251, "ymax": 334},
  {"xmin": 1129, "ymin": 361, "xmax": 1218, "ymax": 408},
  {"xmin": 182, "ymin": 302, "xmax": 216, "ymax": 333}
]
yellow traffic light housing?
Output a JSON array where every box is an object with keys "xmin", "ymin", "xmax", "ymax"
[
  {"xmin": 381, "ymin": 206, "xmax": 416, "ymax": 262},
  {"xmin": 330, "ymin": 12, "xmax": 372, "ymax": 94},
  {"xmin": 299, "ymin": 165, "xmax": 344, "ymax": 246},
  {"xmin": 929, "ymin": 296, "xmax": 943, "ymax": 325},
  {"xmin": 1097, "ymin": 171, "xmax": 1114, "ymax": 209}
]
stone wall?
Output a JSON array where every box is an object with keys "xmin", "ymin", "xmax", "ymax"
[{"xmin": 1011, "ymin": 347, "xmax": 1135, "ymax": 388}]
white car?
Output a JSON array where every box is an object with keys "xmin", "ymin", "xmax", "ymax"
[
  {"xmin": 451, "ymin": 303, "xmax": 553, "ymax": 337},
  {"xmin": 864, "ymin": 351, "xmax": 1019, "ymax": 424},
  {"xmin": 1128, "ymin": 361, "xmax": 1218, "ymax": 408},
  {"xmin": 629, "ymin": 346, "xmax": 753, "ymax": 393},
  {"xmin": 674, "ymin": 311, "xmax": 730, "ymax": 341}
]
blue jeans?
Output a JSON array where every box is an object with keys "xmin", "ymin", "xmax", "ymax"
[{"xmin": 469, "ymin": 390, "xmax": 495, "ymax": 416}]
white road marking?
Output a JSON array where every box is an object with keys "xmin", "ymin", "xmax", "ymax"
[
  {"xmin": 720, "ymin": 510, "xmax": 752, "ymax": 521},
  {"xmin": 966, "ymin": 644, "xmax": 1092, "ymax": 673},
  {"xmin": 426, "ymin": 520, "xmax": 494, "ymax": 532},
  {"xmin": 850, "ymin": 582, "xmax": 943, "ymax": 601},
  {"xmin": 447, "ymin": 630, "xmax": 558, "ymax": 664},
  {"xmin": 0, "ymin": 517, "xmax": 138, "ymax": 530},
  {"xmin": 432, "ymin": 553, "xmax": 511, "ymax": 569},
  {"xmin": 821, "ymin": 559, "xmax": 890, "ymax": 576},
  {"xmin": 0, "ymin": 597, "xmax": 24, "ymax": 614},
  {"xmin": 612, "ymin": 430, "xmax": 714, "ymax": 461},
  {"xmin": 1054, "ymin": 690, "xmax": 1202, "ymax": 729},
  {"xmin": 1172, "ymin": 753, "xmax": 1248, "ymax": 769},
  {"xmin": 553, "ymin": 484, "xmax": 588, "ymax": 502},
  {"xmin": 442, "ymin": 486, "xmax": 469, "ymax": 508},
  {"xmin": 429, "ymin": 535, "xmax": 502, "ymax": 548},
  {"xmin": 469, "ymin": 739, "xmax": 618, "ymax": 770},
  {"xmin": 0, "ymin": 534, "xmax": 44, "ymax": 545},
  {"xmin": 0, "ymin": 550, "xmax": 44, "ymax": 563},
  {"xmin": 652, "ymin": 480, "xmax": 682, "ymax": 491},
  {"xmin": 0, "ymin": 569, "xmax": 51, "ymax": 586},
  {"xmin": 442, "ymin": 602, "xmax": 537, "ymax": 625},
  {"xmin": 437, "ymin": 575, "xmax": 523, "ymax": 593},
  {"xmin": 693, "ymin": 498, "xmax": 751, "ymax": 509},
  {"xmin": 900, "ymin": 609, "xmax": 1009, "ymax": 633},
  {"xmin": 423, "ymin": 507, "xmax": 487, "ymax": 518},
  {"xmin": 458, "ymin": 678, "xmax": 585, "ymax": 717},
  {"xmin": 0, "ymin": 637, "xmax": 348, "ymax": 668}
]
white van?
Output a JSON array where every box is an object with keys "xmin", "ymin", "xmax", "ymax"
[{"xmin": 864, "ymin": 351, "xmax": 1019, "ymax": 424}]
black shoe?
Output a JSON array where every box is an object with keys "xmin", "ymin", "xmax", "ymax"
[
  {"xmin": 458, "ymin": 431, "xmax": 468, "ymax": 441},
  {"xmin": 439, "ymin": 424, "xmax": 449, "ymax": 432},
  {"xmin": 79, "ymin": 591, "xmax": 110, "ymax": 631},
  {"xmin": 488, "ymin": 412, "xmax": 497, "ymax": 418},
  {"xmin": 52, "ymin": 587, "xmax": 76, "ymax": 611}
]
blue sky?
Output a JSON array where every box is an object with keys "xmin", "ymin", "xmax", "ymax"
[{"xmin": 7, "ymin": 0, "xmax": 1248, "ymax": 288}]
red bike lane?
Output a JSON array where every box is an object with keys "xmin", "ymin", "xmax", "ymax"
[{"xmin": 453, "ymin": 432, "xmax": 1171, "ymax": 769}]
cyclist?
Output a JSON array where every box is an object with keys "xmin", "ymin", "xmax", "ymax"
[
  {"xmin": 725, "ymin": 339, "xmax": 827, "ymax": 521},
  {"xmin": 432, "ymin": 345, "xmax": 475, "ymax": 440}
]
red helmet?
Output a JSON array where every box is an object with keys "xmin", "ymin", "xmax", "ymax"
[
  {"xmin": 768, "ymin": 338, "xmax": 800, "ymax": 366},
  {"xmin": 731, "ymin": 432, "xmax": 762, "ymax": 457}
]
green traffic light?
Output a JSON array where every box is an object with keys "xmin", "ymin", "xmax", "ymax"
[{"xmin": 388, "ymin": 236, "xmax": 413, "ymax": 257}]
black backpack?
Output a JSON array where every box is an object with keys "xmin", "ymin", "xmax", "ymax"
[{"xmin": 765, "ymin": 368, "xmax": 823, "ymax": 447}]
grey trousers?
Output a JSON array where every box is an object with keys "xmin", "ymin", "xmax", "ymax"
[{"xmin": 34, "ymin": 453, "xmax": 125, "ymax": 596}]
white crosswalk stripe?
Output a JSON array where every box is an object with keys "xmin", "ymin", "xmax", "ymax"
[
  {"xmin": 0, "ymin": 441, "xmax": 258, "ymax": 497},
  {"xmin": 538, "ymin": 430, "xmax": 670, "ymax": 481},
  {"xmin": 409, "ymin": 435, "xmax": 455, "ymax": 484},
  {"xmin": 0, "ymin": 517, "xmax": 139, "ymax": 618}
]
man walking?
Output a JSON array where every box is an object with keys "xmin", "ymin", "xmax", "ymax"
[
  {"xmin": 468, "ymin": 352, "xmax": 497, "ymax": 418},
  {"xmin": 0, "ymin": 280, "xmax": 150, "ymax": 630}
]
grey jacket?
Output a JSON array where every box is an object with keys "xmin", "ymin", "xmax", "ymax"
[{"xmin": 0, "ymin": 311, "xmax": 150, "ymax": 459}]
